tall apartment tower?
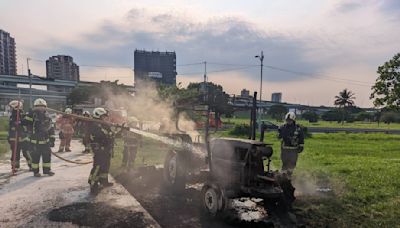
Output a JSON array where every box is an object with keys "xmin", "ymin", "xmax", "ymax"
[
  {"xmin": 0, "ymin": 29, "xmax": 17, "ymax": 75},
  {"xmin": 271, "ymin": 92, "xmax": 282, "ymax": 103},
  {"xmin": 134, "ymin": 50, "xmax": 177, "ymax": 87},
  {"xmin": 46, "ymin": 55, "xmax": 80, "ymax": 81}
]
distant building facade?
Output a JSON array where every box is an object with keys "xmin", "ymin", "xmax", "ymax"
[
  {"xmin": 46, "ymin": 55, "xmax": 80, "ymax": 81},
  {"xmin": 271, "ymin": 92, "xmax": 282, "ymax": 103},
  {"xmin": 46, "ymin": 55, "xmax": 80, "ymax": 93},
  {"xmin": 0, "ymin": 29, "xmax": 17, "ymax": 75},
  {"xmin": 240, "ymin": 89, "xmax": 250, "ymax": 98},
  {"xmin": 134, "ymin": 50, "xmax": 176, "ymax": 87}
]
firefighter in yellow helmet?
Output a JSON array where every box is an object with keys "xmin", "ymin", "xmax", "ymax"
[
  {"xmin": 88, "ymin": 107, "xmax": 116, "ymax": 193},
  {"xmin": 8, "ymin": 100, "xmax": 32, "ymax": 170},
  {"xmin": 23, "ymin": 98, "xmax": 56, "ymax": 177}
]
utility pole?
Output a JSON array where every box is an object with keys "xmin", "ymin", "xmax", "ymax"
[
  {"xmin": 27, "ymin": 58, "xmax": 32, "ymax": 108},
  {"xmin": 203, "ymin": 61, "xmax": 212, "ymax": 172},
  {"xmin": 255, "ymin": 51, "xmax": 264, "ymax": 132}
]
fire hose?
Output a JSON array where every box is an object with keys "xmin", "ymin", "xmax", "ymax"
[
  {"xmin": 50, "ymin": 151, "xmax": 93, "ymax": 164},
  {"xmin": 46, "ymin": 108, "xmax": 129, "ymax": 165}
]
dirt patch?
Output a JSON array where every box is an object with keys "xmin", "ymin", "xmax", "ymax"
[
  {"xmin": 48, "ymin": 202, "xmax": 147, "ymax": 227},
  {"xmin": 115, "ymin": 167, "xmax": 294, "ymax": 228}
]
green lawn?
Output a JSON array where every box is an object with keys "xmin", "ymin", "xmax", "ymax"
[
  {"xmin": 111, "ymin": 130, "xmax": 400, "ymax": 227},
  {"xmin": 0, "ymin": 117, "xmax": 8, "ymax": 132},
  {"xmin": 110, "ymin": 137, "xmax": 171, "ymax": 176},
  {"xmin": 223, "ymin": 117, "xmax": 400, "ymax": 130}
]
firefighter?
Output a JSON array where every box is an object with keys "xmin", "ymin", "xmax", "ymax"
[
  {"xmin": 88, "ymin": 107, "xmax": 116, "ymax": 193},
  {"xmin": 121, "ymin": 118, "xmax": 142, "ymax": 170},
  {"xmin": 56, "ymin": 108, "xmax": 75, "ymax": 152},
  {"xmin": 80, "ymin": 111, "xmax": 91, "ymax": 153},
  {"xmin": 278, "ymin": 112, "xmax": 304, "ymax": 176},
  {"xmin": 23, "ymin": 98, "xmax": 56, "ymax": 177},
  {"xmin": 8, "ymin": 100, "xmax": 32, "ymax": 170}
]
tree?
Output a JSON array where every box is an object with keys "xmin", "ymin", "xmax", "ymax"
[
  {"xmin": 321, "ymin": 109, "xmax": 342, "ymax": 122},
  {"xmin": 67, "ymin": 80, "xmax": 131, "ymax": 105},
  {"xmin": 334, "ymin": 89, "xmax": 355, "ymax": 124},
  {"xmin": 302, "ymin": 111, "xmax": 319, "ymax": 123},
  {"xmin": 355, "ymin": 112, "xmax": 373, "ymax": 122},
  {"xmin": 371, "ymin": 53, "xmax": 400, "ymax": 109},
  {"xmin": 267, "ymin": 105, "xmax": 288, "ymax": 121},
  {"xmin": 187, "ymin": 82, "xmax": 233, "ymax": 131},
  {"xmin": 380, "ymin": 111, "xmax": 400, "ymax": 124}
]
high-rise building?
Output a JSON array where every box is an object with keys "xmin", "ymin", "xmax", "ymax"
[
  {"xmin": 271, "ymin": 92, "xmax": 282, "ymax": 103},
  {"xmin": 0, "ymin": 29, "xmax": 17, "ymax": 75},
  {"xmin": 134, "ymin": 50, "xmax": 177, "ymax": 86},
  {"xmin": 240, "ymin": 89, "xmax": 250, "ymax": 98},
  {"xmin": 46, "ymin": 55, "xmax": 80, "ymax": 81}
]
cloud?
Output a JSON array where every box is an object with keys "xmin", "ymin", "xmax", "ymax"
[
  {"xmin": 22, "ymin": 3, "xmax": 400, "ymax": 107},
  {"xmin": 30, "ymin": 7, "xmax": 320, "ymax": 83}
]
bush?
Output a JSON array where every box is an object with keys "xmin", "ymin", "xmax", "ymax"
[
  {"xmin": 355, "ymin": 112, "xmax": 374, "ymax": 121},
  {"xmin": 267, "ymin": 105, "xmax": 288, "ymax": 121},
  {"xmin": 229, "ymin": 124, "xmax": 251, "ymax": 136},
  {"xmin": 302, "ymin": 111, "xmax": 319, "ymax": 123},
  {"xmin": 321, "ymin": 110, "xmax": 342, "ymax": 121},
  {"xmin": 380, "ymin": 112, "xmax": 400, "ymax": 124}
]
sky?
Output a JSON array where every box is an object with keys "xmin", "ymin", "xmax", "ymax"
[{"xmin": 1, "ymin": 0, "xmax": 399, "ymax": 107}]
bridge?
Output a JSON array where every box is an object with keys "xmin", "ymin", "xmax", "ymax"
[{"xmin": 0, "ymin": 74, "xmax": 135, "ymax": 110}]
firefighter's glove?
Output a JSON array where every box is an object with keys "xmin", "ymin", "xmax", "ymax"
[
  {"xmin": 298, "ymin": 145, "xmax": 304, "ymax": 153},
  {"xmin": 49, "ymin": 137, "xmax": 56, "ymax": 147}
]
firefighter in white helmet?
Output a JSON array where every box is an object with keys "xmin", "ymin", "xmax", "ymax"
[
  {"xmin": 87, "ymin": 107, "xmax": 116, "ymax": 193},
  {"xmin": 23, "ymin": 98, "xmax": 55, "ymax": 177},
  {"xmin": 121, "ymin": 117, "xmax": 142, "ymax": 171},
  {"xmin": 56, "ymin": 108, "xmax": 75, "ymax": 152},
  {"xmin": 8, "ymin": 100, "xmax": 32, "ymax": 170},
  {"xmin": 278, "ymin": 112, "xmax": 304, "ymax": 176}
]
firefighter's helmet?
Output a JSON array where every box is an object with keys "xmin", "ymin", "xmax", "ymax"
[
  {"xmin": 65, "ymin": 108, "xmax": 72, "ymax": 114},
  {"xmin": 83, "ymin": 111, "xmax": 90, "ymax": 116},
  {"xmin": 34, "ymin": 98, "xmax": 47, "ymax": 107},
  {"xmin": 9, "ymin": 100, "xmax": 23, "ymax": 110},
  {"xmin": 285, "ymin": 112, "xmax": 296, "ymax": 121},
  {"xmin": 93, "ymin": 107, "xmax": 108, "ymax": 119}
]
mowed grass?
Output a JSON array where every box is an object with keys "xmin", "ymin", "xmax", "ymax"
[
  {"xmin": 214, "ymin": 130, "xmax": 400, "ymax": 227},
  {"xmin": 110, "ymin": 137, "xmax": 170, "ymax": 176},
  {"xmin": 223, "ymin": 117, "xmax": 400, "ymax": 130}
]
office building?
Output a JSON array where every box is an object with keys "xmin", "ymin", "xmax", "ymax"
[
  {"xmin": 271, "ymin": 92, "xmax": 282, "ymax": 103},
  {"xmin": 134, "ymin": 50, "xmax": 176, "ymax": 86},
  {"xmin": 0, "ymin": 29, "xmax": 17, "ymax": 75}
]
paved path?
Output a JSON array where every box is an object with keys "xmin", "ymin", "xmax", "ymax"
[{"xmin": 0, "ymin": 139, "xmax": 159, "ymax": 228}]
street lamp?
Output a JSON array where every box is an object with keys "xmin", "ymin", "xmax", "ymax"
[{"xmin": 255, "ymin": 51, "xmax": 264, "ymax": 131}]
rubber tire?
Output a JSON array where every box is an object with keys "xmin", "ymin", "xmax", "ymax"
[
  {"xmin": 163, "ymin": 150, "xmax": 186, "ymax": 192},
  {"xmin": 201, "ymin": 185, "xmax": 222, "ymax": 217}
]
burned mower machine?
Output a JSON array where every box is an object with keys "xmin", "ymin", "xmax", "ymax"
[{"xmin": 162, "ymin": 135, "xmax": 296, "ymax": 217}]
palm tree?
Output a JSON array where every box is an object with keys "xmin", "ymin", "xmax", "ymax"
[{"xmin": 334, "ymin": 89, "xmax": 356, "ymax": 125}]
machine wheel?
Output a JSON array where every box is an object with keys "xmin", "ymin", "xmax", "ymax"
[
  {"xmin": 201, "ymin": 184, "xmax": 227, "ymax": 217},
  {"xmin": 276, "ymin": 174, "xmax": 296, "ymax": 211},
  {"xmin": 163, "ymin": 150, "xmax": 186, "ymax": 192}
]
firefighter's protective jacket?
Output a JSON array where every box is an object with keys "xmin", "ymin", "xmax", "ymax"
[
  {"xmin": 89, "ymin": 123, "xmax": 115, "ymax": 151},
  {"xmin": 278, "ymin": 122, "xmax": 304, "ymax": 149},
  {"xmin": 56, "ymin": 115, "xmax": 75, "ymax": 135},
  {"xmin": 23, "ymin": 109, "xmax": 55, "ymax": 145},
  {"xmin": 8, "ymin": 110, "xmax": 28, "ymax": 142},
  {"xmin": 123, "ymin": 130, "xmax": 141, "ymax": 147}
]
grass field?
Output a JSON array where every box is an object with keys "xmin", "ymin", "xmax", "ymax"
[
  {"xmin": 223, "ymin": 117, "xmax": 400, "ymax": 130},
  {"xmin": 109, "ymin": 130, "xmax": 400, "ymax": 227}
]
